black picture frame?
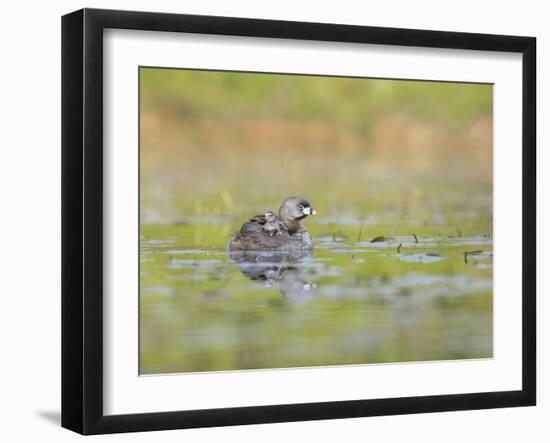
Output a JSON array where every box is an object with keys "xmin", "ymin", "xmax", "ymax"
[{"xmin": 62, "ymin": 8, "xmax": 536, "ymax": 435}]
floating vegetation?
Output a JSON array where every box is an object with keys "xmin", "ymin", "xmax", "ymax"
[
  {"xmin": 464, "ymin": 250, "xmax": 493, "ymax": 264},
  {"xmin": 425, "ymin": 251, "xmax": 441, "ymax": 257},
  {"xmin": 370, "ymin": 236, "xmax": 387, "ymax": 243}
]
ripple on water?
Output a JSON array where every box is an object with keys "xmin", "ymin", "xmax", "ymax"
[
  {"xmin": 164, "ymin": 249, "xmax": 226, "ymax": 255},
  {"xmin": 329, "ymin": 248, "xmax": 372, "ymax": 254},
  {"xmin": 141, "ymin": 238, "xmax": 177, "ymax": 246},
  {"xmin": 447, "ymin": 237, "xmax": 493, "ymax": 246},
  {"xmin": 396, "ymin": 252, "xmax": 446, "ymax": 263},
  {"xmin": 165, "ymin": 258, "xmax": 225, "ymax": 270}
]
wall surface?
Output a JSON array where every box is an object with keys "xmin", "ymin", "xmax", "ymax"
[{"xmin": 0, "ymin": 0, "xmax": 546, "ymax": 441}]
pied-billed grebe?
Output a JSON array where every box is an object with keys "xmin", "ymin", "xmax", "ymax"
[{"xmin": 229, "ymin": 197, "xmax": 317, "ymax": 251}]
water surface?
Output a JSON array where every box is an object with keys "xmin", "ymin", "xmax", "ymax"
[{"xmin": 140, "ymin": 212, "xmax": 492, "ymax": 374}]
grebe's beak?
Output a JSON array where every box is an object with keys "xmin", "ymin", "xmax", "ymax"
[{"xmin": 303, "ymin": 207, "xmax": 317, "ymax": 215}]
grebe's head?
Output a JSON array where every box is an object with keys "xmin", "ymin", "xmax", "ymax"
[{"xmin": 279, "ymin": 197, "xmax": 317, "ymax": 223}]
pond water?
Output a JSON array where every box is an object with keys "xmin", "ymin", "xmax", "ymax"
[{"xmin": 140, "ymin": 214, "xmax": 493, "ymax": 374}]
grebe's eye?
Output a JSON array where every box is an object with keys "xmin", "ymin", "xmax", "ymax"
[{"xmin": 298, "ymin": 204, "xmax": 304, "ymax": 210}]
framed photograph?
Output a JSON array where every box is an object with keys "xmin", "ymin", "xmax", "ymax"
[{"xmin": 61, "ymin": 8, "xmax": 536, "ymax": 435}]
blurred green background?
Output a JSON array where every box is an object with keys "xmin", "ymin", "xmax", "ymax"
[{"xmin": 139, "ymin": 68, "xmax": 493, "ymax": 374}]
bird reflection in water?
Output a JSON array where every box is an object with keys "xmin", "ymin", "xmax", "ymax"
[{"xmin": 229, "ymin": 249, "xmax": 316, "ymax": 303}]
